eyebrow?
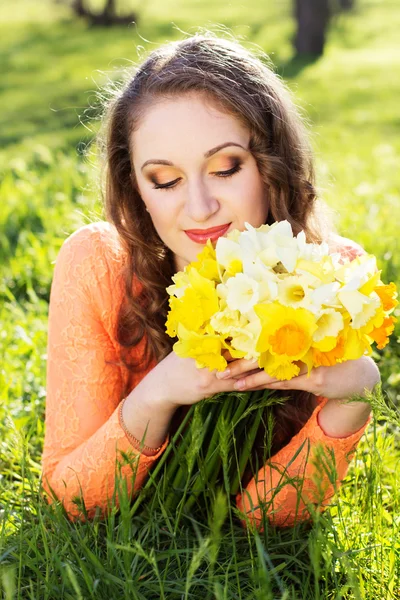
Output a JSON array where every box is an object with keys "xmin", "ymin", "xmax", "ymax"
[{"xmin": 140, "ymin": 142, "xmax": 247, "ymax": 171}]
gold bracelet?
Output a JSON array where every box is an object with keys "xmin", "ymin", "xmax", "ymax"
[{"xmin": 118, "ymin": 399, "xmax": 163, "ymax": 453}]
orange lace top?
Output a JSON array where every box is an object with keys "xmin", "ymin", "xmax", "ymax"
[{"xmin": 41, "ymin": 221, "xmax": 373, "ymax": 529}]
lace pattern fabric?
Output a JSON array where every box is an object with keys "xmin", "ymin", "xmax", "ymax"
[{"xmin": 41, "ymin": 221, "xmax": 373, "ymax": 525}]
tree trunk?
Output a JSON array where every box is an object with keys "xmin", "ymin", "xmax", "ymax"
[
  {"xmin": 294, "ymin": 0, "xmax": 331, "ymax": 56},
  {"xmin": 73, "ymin": 0, "xmax": 86, "ymax": 16},
  {"xmin": 339, "ymin": 0, "xmax": 355, "ymax": 10},
  {"xmin": 68, "ymin": 0, "xmax": 138, "ymax": 26}
]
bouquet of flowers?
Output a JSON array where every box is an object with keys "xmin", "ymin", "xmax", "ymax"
[{"xmin": 161, "ymin": 221, "xmax": 397, "ymax": 512}]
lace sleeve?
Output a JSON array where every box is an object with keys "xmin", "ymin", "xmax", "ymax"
[
  {"xmin": 235, "ymin": 396, "xmax": 372, "ymax": 530},
  {"xmin": 235, "ymin": 237, "xmax": 373, "ymax": 530},
  {"xmin": 41, "ymin": 224, "xmax": 169, "ymax": 521}
]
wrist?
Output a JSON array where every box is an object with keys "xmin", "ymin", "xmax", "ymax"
[
  {"xmin": 124, "ymin": 384, "xmax": 177, "ymax": 420},
  {"xmin": 130, "ymin": 368, "xmax": 178, "ymax": 414},
  {"xmin": 119, "ymin": 400, "xmax": 164, "ymax": 455},
  {"xmin": 121, "ymin": 377, "xmax": 177, "ymax": 452}
]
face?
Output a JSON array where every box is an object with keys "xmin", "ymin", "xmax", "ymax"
[{"xmin": 131, "ymin": 93, "xmax": 269, "ymax": 272}]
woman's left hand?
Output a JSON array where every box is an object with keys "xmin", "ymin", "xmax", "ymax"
[{"xmin": 217, "ymin": 353, "xmax": 381, "ymax": 401}]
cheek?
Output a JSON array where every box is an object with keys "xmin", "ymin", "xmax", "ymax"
[
  {"xmin": 146, "ymin": 197, "xmax": 179, "ymax": 239},
  {"xmin": 236, "ymin": 166, "xmax": 266, "ymax": 208}
]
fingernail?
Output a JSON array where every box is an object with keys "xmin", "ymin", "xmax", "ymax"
[{"xmin": 216, "ymin": 369, "xmax": 231, "ymax": 379}]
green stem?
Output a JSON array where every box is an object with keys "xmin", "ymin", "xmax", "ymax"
[
  {"xmin": 129, "ymin": 403, "xmax": 195, "ymax": 518},
  {"xmin": 164, "ymin": 401, "xmax": 219, "ymax": 511},
  {"xmin": 182, "ymin": 395, "xmax": 240, "ymax": 513},
  {"xmin": 229, "ymin": 406, "xmax": 264, "ymax": 496},
  {"xmin": 183, "ymin": 392, "xmax": 255, "ymax": 513}
]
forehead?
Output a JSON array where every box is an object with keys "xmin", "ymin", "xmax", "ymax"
[{"xmin": 131, "ymin": 93, "xmax": 249, "ymax": 158}]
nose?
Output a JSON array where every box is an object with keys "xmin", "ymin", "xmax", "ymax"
[{"xmin": 184, "ymin": 178, "xmax": 220, "ymax": 222}]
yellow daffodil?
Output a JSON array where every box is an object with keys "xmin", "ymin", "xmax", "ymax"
[
  {"xmin": 229, "ymin": 318, "xmax": 262, "ymax": 360},
  {"xmin": 165, "ymin": 289, "xmax": 204, "ymax": 337},
  {"xmin": 166, "ymin": 267, "xmax": 219, "ymax": 336},
  {"xmin": 341, "ymin": 326, "xmax": 371, "ymax": 361},
  {"xmin": 258, "ymin": 351, "xmax": 301, "ymax": 380},
  {"xmin": 210, "ymin": 308, "xmax": 247, "ymax": 335},
  {"xmin": 295, "ymin": 256, "xmax": 336, "ymax": 285},
  {"xmin": 373, "ymin": 282, "xmax": 398, "ymax": 312},
  {"xmin": 189, "ymin": 239, "xmax": 220, "ymax": 281},
  {"xmin": 367, "ymin": 315, "xmax": 397, "ymax": 350},
  {"xmin": 173, "ymin": 323, "xmax": 227, "ymax": 371},
  {"xmin": 311, "ymin": 331, "xmax": 347, "ymax": 367},
  {"xmin": 166, "ymin": 270, "xmax": 191, "ymax": 298},
  {"xmin": 255, "ymin": 302, "xmax": 318, "ymax": 361},
  {"xmin": 221, "ymin": 338, "xmax": 247, "ymax": 359},
  {"xmin": 187, "ymin": 266, "xmax": 220, "ymax": 320}
]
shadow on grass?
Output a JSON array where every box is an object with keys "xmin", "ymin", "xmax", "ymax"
[{"xmin": 275, "ymin": 52, "xmax": 322, "ymax": 79}]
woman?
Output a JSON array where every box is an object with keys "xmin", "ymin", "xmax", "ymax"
[{"xmin": 41, "ymin": 33, "xmax": 379, "ymax": 530}]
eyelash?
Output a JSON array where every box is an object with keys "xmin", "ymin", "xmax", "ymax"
[{"xmin": 151, "ymin": 163, "xmax": 243, "ymax": 191}]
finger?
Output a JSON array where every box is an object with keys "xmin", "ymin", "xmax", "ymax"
[
  {"xmin": 232, "ymin": 363, "xmax": 310, "ymax": 391},
  {"xmin": 232, "ymin": 369, "xmax": 280, "ymax": 391},
  {"xmin": 231, "ymin": 368, "xmax": 262, "ymax": 380},
  {"xmin": 264, "ymin": 372, "xmax": 312, "ymax": 391},
  {"xmin": 217, "ymin": 357, "xmax": 272, "ymax": 381}
]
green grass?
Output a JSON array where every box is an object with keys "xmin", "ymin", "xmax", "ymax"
[{"xmin": 1, "ymin": 0, "xmax": 400, "ymax": 597}]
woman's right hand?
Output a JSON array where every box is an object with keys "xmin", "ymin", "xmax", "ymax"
[{"xmin": 148, "ymin": 349, "xmax": 259, "ymax": 409}]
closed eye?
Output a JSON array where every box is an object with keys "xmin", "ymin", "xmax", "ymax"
[{"xmin": 151, "ymin": 163, "xmax": 242, "ymax": 191}]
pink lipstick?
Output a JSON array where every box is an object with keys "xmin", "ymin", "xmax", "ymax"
[{"xmin": 184, "ymin": 223, "xmax": 231, "ymax": 244}]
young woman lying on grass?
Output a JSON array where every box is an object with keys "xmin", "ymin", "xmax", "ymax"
[{"xmin": 41, "ymin": 32, "xmax": 379, "ymax": 529}]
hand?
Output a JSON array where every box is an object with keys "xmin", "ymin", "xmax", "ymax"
[
  {"xmin": 149, "ymin": 350, "xmax": 253, "ymax": 409},
  {"xmin": 216, "ymin": 354, "xmax": 381, "ymax": 402}
]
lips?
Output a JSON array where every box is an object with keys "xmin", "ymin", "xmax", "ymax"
[{"xmin": 184, "ymin": 223, "xmax": 231, "ymax": 244}]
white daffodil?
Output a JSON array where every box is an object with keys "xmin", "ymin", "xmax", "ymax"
[
  {"xmin": 313, "ymin": 308, "xmax": 344, "ymax": 342},
  {"xmin": 277, "ymin": 275, "xmax": 313, "ymax": 310},
  {"xmin": 252, "ymin": 221, "xmax": 299, "ymax": 273},
  {"xmin": 244, "ymin": 256, "xmax": 278, "ymax": 282},
  {"xmin": 238, "ymin": 226, "xmax": 261, "ymax": 273},
  {"xmin": 338, "ymin": 290, "xmax": 380, "ymax": 327},
  {"xmin": 335, "ymin": 254, "xmax": 377, "ymax": 286},
  {"xmin": 274, "ymin": 234, "xmax": 299, "ymax": 273},
  {"xmin": 226, "ymin": 228, "xmax": 241, "ymax": 243},
  {"xmin": 225, "ymin": 273, "xmax": 260, "ymax": 313},
  {"xmin": 216, "ymin": 282, "xmax": 228, "ymax": 300},
  {"xmin": 310, "ymin": 281, "xmax": 342, "ymax": 311},
  {"xmin": 351, "ymin": 294, "xmax": 381, "ymax": 329},
  {"xmin": 266, "ymin": 220, "xmax": 294, "ymax": 240},
  {"xmin": 296, "ymin": 230, "xmax": 330, "ymax": 262},
  {"xmin": 215, "ymin": 237, "xmax": 242, "ymax": 270},
  {"xmin": 257, "ymin": 246, "xmax": 281, "ymax": 269},
  {"xmin": 243, "ymin": 221, "xmax": 263, "ymax": 250}
]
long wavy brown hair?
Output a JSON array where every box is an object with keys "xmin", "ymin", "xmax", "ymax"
[{"xmin": 97, "ymin": 31, "xmax": 337, "ymax": 485}]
